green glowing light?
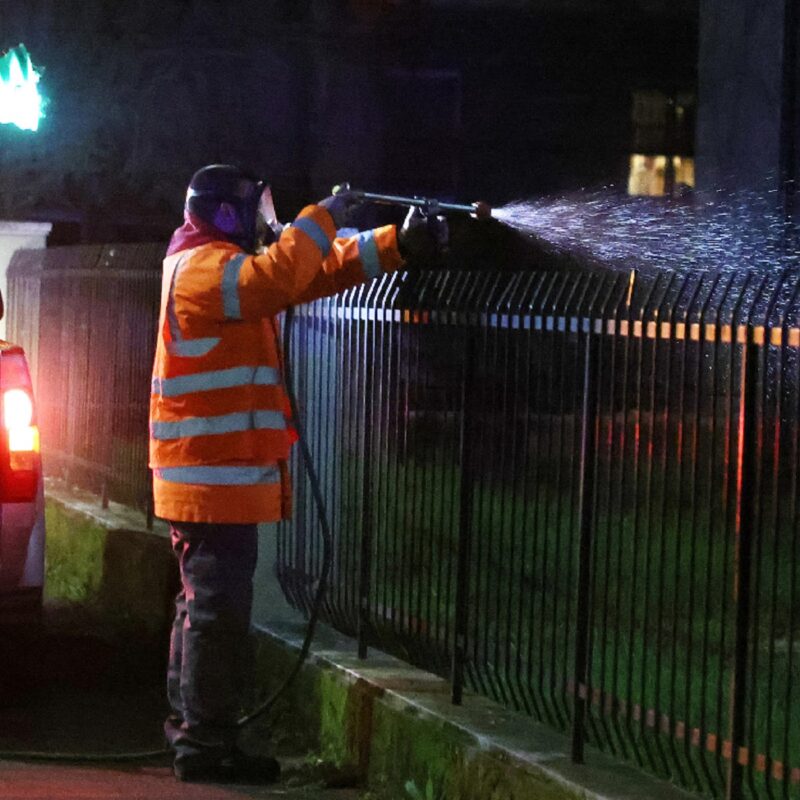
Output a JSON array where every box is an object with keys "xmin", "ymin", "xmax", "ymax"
[{"xmin": 0, "ymin": 44, "xmax": 43, "ymax": 132}]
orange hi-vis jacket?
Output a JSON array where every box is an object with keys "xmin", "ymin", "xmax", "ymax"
[{"xmin": 149, "ymin": 204, "xmax": 403, "ymax": 523}]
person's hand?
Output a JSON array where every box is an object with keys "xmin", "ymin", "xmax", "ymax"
[
  {"xmin": 397, "ymin": 206, "xmax": 448, "ymax": 265},
  {"xmin": 319, "ymin": 190, "xmax": 361, "ymax": 228}
]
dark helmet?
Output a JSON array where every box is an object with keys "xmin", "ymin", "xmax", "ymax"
[{"xmin": 185, "ymin": 164, "xmax": 264, "ymax": 251}]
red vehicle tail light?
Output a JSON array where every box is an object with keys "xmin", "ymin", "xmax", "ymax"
[{"xmin": 0, "ymin": 349, "xmax": 40, "ymax": 502}]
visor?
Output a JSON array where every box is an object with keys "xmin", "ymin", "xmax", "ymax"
[
  {"xmin": 258, "ymin": 185, "xmax": 279, "ymax": 230},
  {"xmin": 256, "ymin": 184, "xmax": 285, "ymax": 247}
]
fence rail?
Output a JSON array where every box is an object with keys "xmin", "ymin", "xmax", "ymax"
[{"xmin": 278, "ymin": 267, "xmax": 800, "ymax": 800}]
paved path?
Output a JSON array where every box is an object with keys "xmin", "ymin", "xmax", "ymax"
[
  {"xmin": 0, "ymin": 610, "xmax": 368, "ymax": 800},
  {"xmin": 0, "ymin": 760, "xmax": 364, "ymax": 800}
]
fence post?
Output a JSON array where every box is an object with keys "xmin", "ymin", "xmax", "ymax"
[
  {"xmin": 725, "ymin": 331, "xmax": 760, "ymax": 800},
  {"xmin": 571, "ymin": 319, "xmax": 599, "ymax": 763},
  {"xmin": 357, "ymin": 310, "xmax": 375, "ymax": 660},
  {"xmin": 145, "ymin": 473, "xmax": 154, "ymax": 531},
  {"xmin": 452, "ymin": 330, "xmax": 475, "ymax": 705}
]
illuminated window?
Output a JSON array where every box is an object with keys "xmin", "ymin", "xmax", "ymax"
[
  {"xmin": 629, "ymin": 89, "xmax": 695, "ymax": 196},
  {"xmin": 628, "ymin": 154, "xmax": 695, "ymax": 197}
]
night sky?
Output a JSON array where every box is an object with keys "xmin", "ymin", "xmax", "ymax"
[{"xmin": 0, "ymin": 0, "xmax": 697, "ymax": 244}]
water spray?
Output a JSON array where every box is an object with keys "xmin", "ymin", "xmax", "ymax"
[
  {"xmin": 333, "ymin": 182, "xmax": 493, "ymax": 220},
  {"xmin": 487, "ymin": 189, "xmax": 800, "ymax": 274}
]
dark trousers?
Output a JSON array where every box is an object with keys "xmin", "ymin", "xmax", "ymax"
[{"xmin": 165, "ymin": 521, "xmax": 258, "ymax": 766}]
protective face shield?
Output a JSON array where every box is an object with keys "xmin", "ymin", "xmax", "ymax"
[
  {"xmin": 255, "ymin": 184, "xmax": 285, "ymax": 249},
  {"xmin": 186, "ymin": 165, "xmax": 285, "ymax": 253}
]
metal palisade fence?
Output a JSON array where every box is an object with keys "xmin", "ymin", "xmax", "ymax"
[
  {"xmin": 6, "ymin": 244, "xmax": 800, "ymax": 799},
  {"xmin": 278, "ymin": 267, "xmax": 800, "ymax": 800},
  {"xmin": 7, "ymin": 244, "xmax": 163, "ymax": 521}
]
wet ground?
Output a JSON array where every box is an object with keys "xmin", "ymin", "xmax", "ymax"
[{"xmin": 0, "ymin": 606, "xmax": 386, "ymax": 800}]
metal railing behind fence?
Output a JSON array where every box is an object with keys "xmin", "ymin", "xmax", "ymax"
[
  {"xmin": 7, "ymin": 244, "xmax": 163, "ymax": 520},
  {"xmin": 278, "ymin": 267, "xmax": 800, "ymax": 800}
]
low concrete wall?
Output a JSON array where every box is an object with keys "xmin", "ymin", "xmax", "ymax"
[
  {"xmin": 44, "ymin": 482, "xmax": 175, "ymax": 643},
  {"xmin": 251, "ymin": 620, "xmax": 697, "ymax": 800},
  {"xmin": 44, "ymin": 485, "xmax": 698, "ymax": 800}
]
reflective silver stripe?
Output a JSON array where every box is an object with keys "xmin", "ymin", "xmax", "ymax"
[
  {"xmin": 166, "ymin": 253, "xmax": 221, "ymax": 357},
  {"xmin": 151, "ymin": 410, "xmax": 286, "ymax": 440},
  {"xmin": 293, "ymin": 216, "xmax": 331, "ymax": 257},
  {"xmin": 167, "ymin": 338, "xmax": 221, "ymax": 357},
  {"xmin": 254, "ymin": 410, "xmax": 287, "ymax": 429},
  {"xmin": 166, "ymin": 254, "xmax": 187, "ymax": 344},
  {"xmin": 154, "ymin": 465, "xmax": 281, "ymax": 485},
  {"xmin": 222, "ymin": 253, "xmax": 246, "ymax": 320},
  {"xmin": 356, "ymin": 230, "xmax": 381, "ymax": 279},
  {"xmin": 151, "ymin": 366, "xmax": 280, "ymax": 397}
]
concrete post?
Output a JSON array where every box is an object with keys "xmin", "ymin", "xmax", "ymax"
[
  {"xmin": 0, "ymin": 221, "xmax": 51, "ymax": 341},
  {"xmin": 696, "ymin": 0, "xmax": 797, "ymax": 196}
]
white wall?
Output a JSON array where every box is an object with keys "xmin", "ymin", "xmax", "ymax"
[{"xmin": 0, "ymin": 221, "xmax": 51, "ymax": 341}]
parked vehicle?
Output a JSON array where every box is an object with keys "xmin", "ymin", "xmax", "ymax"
[{"xmin": 0, "ymin": 329, "xmax": 44, "ymax": 630}]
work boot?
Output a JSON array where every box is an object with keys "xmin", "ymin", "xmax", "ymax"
[
  {"xmin": 173, "ymin": 755, "xmax": 235, "ymax": 783},
  {"xmin": 231, "ymin": 750, "xmax": 281, "ymax": 784},
  {"xmin": 173, "ymin": 751, "xmax": 280, "ymax": 784}
]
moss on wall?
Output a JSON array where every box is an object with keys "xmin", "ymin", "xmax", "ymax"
[
  {"xmin": 42, "ymin": 496, "xmax": 176, "ymax": 641},
  {"xmin": 368, "ymin": 702, "xmax": 466, "ymax": 799},
  {"xmin": 450, "ymin": 751, "xmax": 585, "ymax": 800},
  {"xmin": 318, "ymin": 669, "xmax": 353, "ymax": 766},
  {"xmin": 44, "ymin": 499, "xmax": 108, "ymax": 603}
]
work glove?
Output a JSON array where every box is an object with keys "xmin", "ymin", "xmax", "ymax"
[
  {"xmin": 319, "ymin": 190, "xmax": 361, "ymax": 229},
  {"xmin": 397, "ymin": 206, "xmax": 449, "ymax": 266}
]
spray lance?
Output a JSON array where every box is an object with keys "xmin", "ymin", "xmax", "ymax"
[{"xmin": 332, "ymin": 182, "xmax": 493, "ymax": 221}]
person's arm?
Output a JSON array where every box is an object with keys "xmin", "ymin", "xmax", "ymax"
[
  {"xmin": 292, "ymin": 224, "xmax": 404, "ymax": 306},
  {"xmin": 172, "ymin": 203, "xmax": 412, "ymax": 330},
  {"xmin": 237, "ymin": 205, "xmax": 342, "ymax": 318}
]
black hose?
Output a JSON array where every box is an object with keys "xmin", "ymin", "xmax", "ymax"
[{"xmin": 236, "ymin": 304, "xmax": 332, "ymax": 727}]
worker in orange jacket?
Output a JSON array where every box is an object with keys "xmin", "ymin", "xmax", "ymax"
[{"xmin": 150, "ymin": 164, "xmax": 436, "ymax": 783}]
